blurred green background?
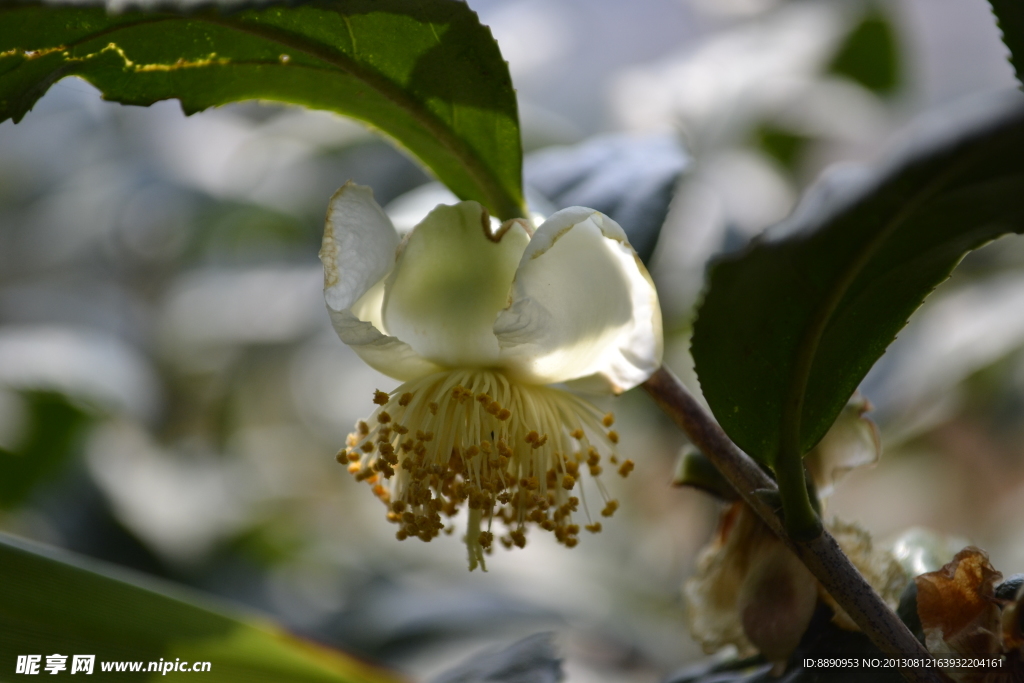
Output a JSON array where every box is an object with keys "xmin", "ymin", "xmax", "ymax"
[{"xmin": 0, "ymin": 0, "xmax": 1021, "ymax": 681}]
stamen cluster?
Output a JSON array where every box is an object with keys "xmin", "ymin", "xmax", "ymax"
[{"xmin": 336, "ymin": 369, "xmax": 634, "ymax": 569}]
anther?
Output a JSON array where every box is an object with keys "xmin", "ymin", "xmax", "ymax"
[
  {"xmin": 607, "ymin": 430, "xmax": 619, "ymax": 444},
  {"xmin": 602, "ymin": 413, "xmax": 615, "ymax": 427},
  {"xmin": 373, "ymin": 390, "xmax": 389, "ymax": 406},
  {"xmin": 399, "ymin": 392, "xmax": 414, "ymax": 406},
  {"xmin": 378, "ymin": 411, "xmax": 392, "ymax": 424},
  {"xmin": 585, "ymin": 523, "xmax": 602, "ymax": 533},
  {"xmin": 618, "ymin": 460, "xmax": 634, "ymax": 477},
  {"xmin": 561, "ymin": 474, "xmax": 576, "ymax": 490}
]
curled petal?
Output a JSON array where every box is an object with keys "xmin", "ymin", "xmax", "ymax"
[
  {"xmin": 805, "ymin": 392, "xmax": 881, "ymax": 500},
  {"xmin": 494, "ymin": 208, "xmax": 662, "ymax": 393},
  {"xmin": 738, "ymin": 538, "xmax": 818, "ymax": 667},
  {"xmin": 917, "ymin": 547, "xmax": 1004, "ymax": 658},
  {"xmin": 320, "ymin": 183, "xmax": 441, "ymax": 380},
  {"xmin": 685, "ymin": 502, "xmax": 758, "ymax": 657},
  {"xmin": 382, "ymin": 202, "xmax": 530, "ymax": 368}
]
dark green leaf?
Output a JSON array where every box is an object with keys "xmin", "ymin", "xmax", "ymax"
[
  {"xmin": 672, "ymin": 448, "xmax": 737, "ymax": 501},
  {"xmin": 828, "ymin": 7, "xmax": 901, "ymax": 95},
  {"xmin": 692, "ymin": 97, "xmax": 1024, "ymax": 480},
  {"xmin": 663, "ymin": 605, "xmax": 905, "ymax": 683},
  {"xmin": 754, "ymin": 124, "xmax": 809, "ymax": 173},
  {"xmin": 0, "ymin": 532, "xmax": 404, "ymax": 682},
  {"xmin": 429, "ymin": 633, "xmax": 561, "ymax": 683},
  {"xmin": 989, "ymin": 0, "xmax": 1024, "ymax": 86},
  {"xmin": 996, "ymin": 574, "xmax": 1024, "ymax": 601},
  {"xmin": 0, "ymin": 0, "xmax": 525, "ymax": 220},
  {"xmin": 0, "ymin": 392, "xmax": 92, "ymax": 510},
  {"xmin": 895, "ymin": 580, "xmax": 925, "ymax": 645}
]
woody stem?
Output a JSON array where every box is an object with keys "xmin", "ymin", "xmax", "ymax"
[{"xmin": 642, "ymin": 366, "xmax": 952, "ymax": 683}]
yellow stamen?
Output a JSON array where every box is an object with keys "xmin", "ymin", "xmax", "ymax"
[{"xmin": 339, "ymin": 369, "xmax": 629, "ymax": 569}]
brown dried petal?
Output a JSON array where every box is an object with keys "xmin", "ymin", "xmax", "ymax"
[
  {"xmin": 738, "ymin": 538, "xmax": 818, "ymax": 665},
  {"xmin": 685, "ymin": 502, "xmax": 817, "ymax": 665},
  {"xmin": 684, "ymin": 502, "xmax": 758, "ymax": 656},
  {"xmin": 916, "ymin": 546, "xmax": 1003, "ymax": 657}
]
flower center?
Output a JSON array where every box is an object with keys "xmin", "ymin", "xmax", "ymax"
[{"xmin": 337, "ymin": 369, "xmax": 634, "ymax": 570}]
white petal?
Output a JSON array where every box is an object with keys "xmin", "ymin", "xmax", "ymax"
[
  {"xmin": 382, "ymin": 202, "xmax": 530, "ymax": 368},
  {"xmin": 320, "ymin": 182, "xmax": 441, "ymax": 380},
  {"xmin": 494, "ymin": 208, "xmax": 662, "ymax": 393},
  {"xmin": 805, "ymin": 392, "xmax": 880, "ymax": 499}
]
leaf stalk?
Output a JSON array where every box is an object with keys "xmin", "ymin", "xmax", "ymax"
[
  {"xmin": 642, "ymin": 366, "xmax": 951, "ymax": 683},
  {"xmin": 774, "ymin": 440, "xmax": 822, "ymax": 541}
]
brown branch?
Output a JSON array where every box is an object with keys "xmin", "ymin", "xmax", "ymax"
[{"xmin": 643, "ymin": 366, "xmax": 951, "ymax": 683}]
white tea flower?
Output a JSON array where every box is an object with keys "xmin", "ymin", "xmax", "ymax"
[{"xmin": 320, "ymin": 183, "xmax": 662, "ymax": 569}]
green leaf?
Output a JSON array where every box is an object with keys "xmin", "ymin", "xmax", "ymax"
[
  {"xmin": 989, "ymin": 0, "xmax": 1024, "ymax": 86},
  {"xmin": 827, "ymin": 6, "xmax": 901, "ymax": 96},
  {"xmin": 672, "ymin": 448, "xmax": 737, "ymax": 501},
  {"xmin": 0, "ymin": 392, "xmax": 92, "ymax": 510},
  {"xmin": 754, "ymin": 124, "xmax": 809, "ymax": 173},
  {"xmin": 691, "ymin": 97, "xmax": 1024, "ymax": 530},
  {"xmin": 0, "ymin": 532, "xmax": 404, "ymax": 682},
  {"xmin": 0, "ymin": 0, "xmax": 525, "ymax": 220}
]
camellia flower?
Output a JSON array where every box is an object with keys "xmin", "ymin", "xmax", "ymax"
[{"xmin": 320, "ymin": 182, "xmax": 662, "ymax": 570}]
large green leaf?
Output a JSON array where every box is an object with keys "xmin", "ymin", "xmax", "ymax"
[
  {"xmin": 827, "ymin": 6, "xmax": 901, "ymax": 96},
  {"xmin": 989, "ymin": 0, "xmax": 1024, "ymax": 86},
  {"xmin": 691, "ymin": 97, "xmax": 1024, "ymax": 529},
  {"xmin": 0, "ymin": 392, "xmax": 92, "ymax": 509},
  {"xmin": 0, "ymin": 533, "xmax": 404, "ymax": 682},
  {"xmin": 0, "ymin": 0, "xmax": 525, "ymax": 220}
]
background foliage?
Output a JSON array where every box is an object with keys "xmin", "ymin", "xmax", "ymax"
[{"xmin": 1, "ymin": 0, "xmax": 1023, "ymax": 681}]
